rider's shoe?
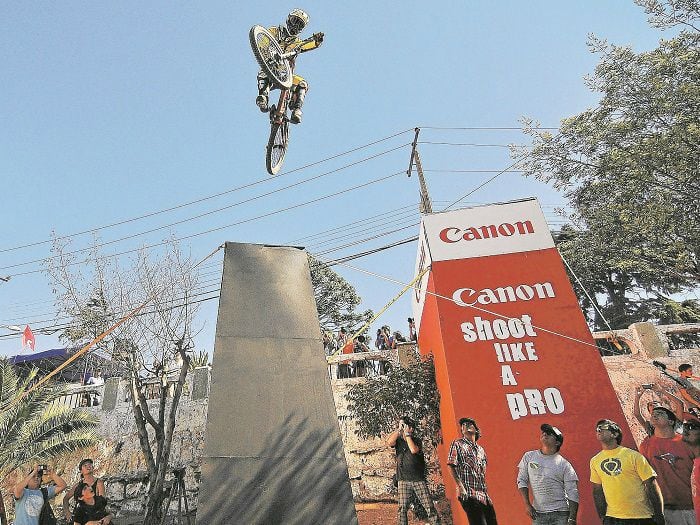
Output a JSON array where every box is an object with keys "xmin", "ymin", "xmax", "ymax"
[
  {"xmin": 256, "ymin": 94, "xmax": 269, "ymax": 112},
  {"xmin": 291, "ymin": 108, "xmax": 303, "ymax": 124}
]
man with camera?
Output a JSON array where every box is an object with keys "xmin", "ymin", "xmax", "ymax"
[
  {"xmin": 386, "ymin": 416, "xmax": 441, "ymax": 525},
  {"xmin": 13, "ymin": 464, "xmax": 67, "ymax": 525}
]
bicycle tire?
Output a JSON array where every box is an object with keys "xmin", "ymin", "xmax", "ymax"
[
  {"xmin": 266, "ymin": 120, "xmax": 289, "ymax": 175},
  {"xmin": 249, "ymin": 25, "xmax": 293, "ymax": 89}
]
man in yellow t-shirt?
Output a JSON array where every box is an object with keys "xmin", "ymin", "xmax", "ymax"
[{"xmin": 590, "ymin": 419, "xmax": 665, "ymax": 524}]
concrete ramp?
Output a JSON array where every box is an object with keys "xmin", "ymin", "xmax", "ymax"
[{"xmin": 196, "ymin": 242, "xmax": 358, "ymax": 524}]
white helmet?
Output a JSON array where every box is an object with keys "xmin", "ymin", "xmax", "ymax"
[{"xmin": 286, "ymin": 9, "xmax": 309, "ymax": 36}]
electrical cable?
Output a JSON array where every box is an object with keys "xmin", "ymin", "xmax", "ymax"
[
  {"xmin": 0, "ymin": 144, "xmax": 409, "ymax": 272},
  {"xmin": 0, "ymin": 129, "xmax": 414, "ymax": 255},
  {"xmin": 415, "ymin": 126, "xmax": 559, "ymax": 130},
  {"xmin": 8, "ymin": 170, "xmax": 407, "ymax": 278},
  {"xmin": 442, "ymin": 154, "xmax": 531, "ymax": 211}
]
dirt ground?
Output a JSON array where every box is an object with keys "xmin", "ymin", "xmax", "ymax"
[
  {"xmin": 356, "ymin": 501, "xmax": 452, "ymax": 525},
  {"xmin": 117, "ymin": 501, "xmax": 452, "ymax": 524}
]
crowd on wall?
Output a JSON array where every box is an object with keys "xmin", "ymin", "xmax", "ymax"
[{"xmin": 323, "ymin": 317, "xmax": 417, "ymax": 379}]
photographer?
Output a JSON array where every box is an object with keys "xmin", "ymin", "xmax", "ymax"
[
  {"xmin": 13, "ymin": 464, "xmax": 67, "ymax": 525},
  {"xmin": 386, "ymin": 416, "xmax": 440, "ymax": 525}
]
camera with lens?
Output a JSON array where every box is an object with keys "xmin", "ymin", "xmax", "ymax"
[{"xmin": 37, "ymin": 464, "xmax": 47, "ymax": 477}]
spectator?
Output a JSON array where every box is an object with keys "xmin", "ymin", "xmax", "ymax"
[
  {"xmin": 386, "ymin": 416, "xmax": 441, "ymax": 525},
  {"xmin": 393, "ymin": 331, "xmax": 407, "ymax": 343},
  {"xmin": 71, "ymin": 481, "xmax": 113, "ymax": 525},
  {"xmin": 408, "ymin": 317, "xmax": 417, "ymax": 342},
  {"xmin": 86, "ymin": 370, "xmax": 105, "ymax": 406},
  {"xmin": 638, "ymin": 406, "xmax": 694, "ymax": 524},
  {"xmin": 678, "ymin": 365, "xmax": 700, "ymax": 414},
  {"xmin": 633, "ymin": 386, "xmax": 684, "ymax": 437},
  {"xmin": 448, "ymin": 417, "xmax": 498, "ymax": 524},
  {"xmin": 63, "ymin": 459, "xmax": 106, "ymax": 523},
  {"xmin": 517, "ymin": 424, "xmax": 579, "ymax": 524},
  {"xmin": 681, "ymin": 412, "xmax": 700, "ymax": 524},
  {"xmin": 354, "ymin": 335, "xmax": 369, "ymax": 377},
  {"xmin": 382, "ymin": 326, "xmax": 396, "ymax": 349},
  {"xmin": 322, "ymin": 331, "xmax": 336, "ymax": 357},
  {"xmin": 375, "ymin": 328, "xmax": 390, "ymax": 350},
  {"xmin": 590, "ymin": 419, "xmax": 664, "ymax": 524},
  {"xmin": 13, "ymin": 464, "xmax": 67, "ymax": 525},
  {"xmin": 336, "ymin": 328, "xmax": 353, "ymax": 379}
]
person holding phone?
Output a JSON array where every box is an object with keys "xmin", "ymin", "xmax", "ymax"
[
  {"xmin": 386, "ymin": 416, "xmax": 441, "ymax": 525},
  {"xmin": 13, "ymin": 464, "xmax": 67, "ymax": 525}
]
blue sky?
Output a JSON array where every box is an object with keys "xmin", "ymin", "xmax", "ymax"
[{"xmin": 0, "ymin": 2, "xmax": 666, "ymax": 356}]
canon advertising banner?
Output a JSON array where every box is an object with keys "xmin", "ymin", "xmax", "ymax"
[{"xmin": 413, "ymin": 198, "xmax": 631, "ymax": 525}]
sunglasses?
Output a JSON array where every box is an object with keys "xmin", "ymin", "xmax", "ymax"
[{"xmin": 683, "ymin": 422, "xmax": 700, "ymax": 431}]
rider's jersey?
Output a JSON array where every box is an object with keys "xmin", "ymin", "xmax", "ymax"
[{"xmin": 267, "ymin": 25, "xmax": 321, "ymax": 54}]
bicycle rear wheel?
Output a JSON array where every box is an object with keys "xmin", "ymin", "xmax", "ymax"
[
  {"xmin": 266, "ymin": 121, "xmax": 289, "ymax": 175},
  {"xmin": 249, "ymin": 25, "xmax": 293, "ymax": 89}
]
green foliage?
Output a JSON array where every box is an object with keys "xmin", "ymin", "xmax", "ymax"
[
  {"xmin": 345, "ymin": 354, "xmax": 440, "ymax": 443},
  {"xmin": 634, "ymin": 0, "xmax": 700, "ymax": 31},
  {"xmin": 518, "ymin": 1, "xmax": 700, "ymax": 329},
  {"xmin": 0, "ymin": 359, "xmax": 98, "ymax": 475},
  {"xmin": 308, "ymin": 255, "xmax": 373, "ymax": 333},
  {"xmin": 189, "ymin": 350, "xmax": 210, "ymax": 369}
]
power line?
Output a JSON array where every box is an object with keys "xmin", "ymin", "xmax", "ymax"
[
  {"xmin": 9, "ymin": 170, "xmax": 407, "ymax": 279},
  {"xmin": 443, "ymin": 155, "xmax": 531, "ymax": 211},
  {"xmin": 415, "ymin": 126, "xmax": 559, "ymax": 130},
  {"xmin": 0, "ymin": 144, "xmax": 410, "ymax": 272},
  {"xmin": 0, "ymin": 129, "xmax": 414, "ymax": 256},
  {"xmin": 418, "ymin": 141, "xmax": 517, "ymax": 148}
]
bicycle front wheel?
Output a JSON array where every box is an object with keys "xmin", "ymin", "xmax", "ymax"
[
  {"xmin": 266, "ymin": 121, "xmax": 289, "ymax": 175},
  {"xmin": 250, "ymin": 25, "xmax": 293, "ymax": 89}
]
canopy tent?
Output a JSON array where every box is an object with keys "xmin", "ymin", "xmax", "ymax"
[{"xmin": 8, "ymin": 347, "xmax": 122, "ymax": 383}]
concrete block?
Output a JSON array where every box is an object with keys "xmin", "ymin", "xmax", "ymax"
[{"xmin": 197, "ymin": 243, "xmax": 357, "ymax": 525}]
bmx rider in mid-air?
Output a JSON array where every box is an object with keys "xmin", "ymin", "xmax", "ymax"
[{"xmin": 255, "ymin": 8, "xmax": 324, "ymax": 124}]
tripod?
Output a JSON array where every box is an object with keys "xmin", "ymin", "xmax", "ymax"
[{"xmin": 160, "ymin": 468, "xmax": 191, "ymax": 525}]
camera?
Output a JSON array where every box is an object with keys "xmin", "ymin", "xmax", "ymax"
[{"xmin": 37, "ymin": 464, "xmax": 47, "ymax": 476}]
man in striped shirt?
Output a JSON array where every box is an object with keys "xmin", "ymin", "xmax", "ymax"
[{"xmin": 448, "ymin": 417, "xmax": 498, "ymax": 525}]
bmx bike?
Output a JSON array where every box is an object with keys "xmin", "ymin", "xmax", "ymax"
[{"xmin": 249, "ymin": 25, "xmax": 319, "ymax": 175}]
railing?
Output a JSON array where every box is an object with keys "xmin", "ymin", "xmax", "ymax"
[
  {"xmin": 326, "ymin": 349, "xmax": 398, "ymax": 380},
  {"xmin": 50, "ymin": 384, "xmax": 105, "ymax": 410}
]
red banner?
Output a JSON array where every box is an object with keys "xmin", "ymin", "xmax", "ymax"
[{"xmin": 413, "ymin": 198, "xmax": 631, "ymax": 525}]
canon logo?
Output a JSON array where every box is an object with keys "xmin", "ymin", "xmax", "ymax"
[
  {"xmin": 452, "ymin": 282, "xmax": 555, "ymax": 307},
  {"xmin": 439, "ymin": 220, "xmax": 535, "ymax": 243}
]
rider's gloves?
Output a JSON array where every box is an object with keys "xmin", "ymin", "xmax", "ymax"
[{"xmin": 313, "ymin": 32, "xmax": 324, "ymax": 44}]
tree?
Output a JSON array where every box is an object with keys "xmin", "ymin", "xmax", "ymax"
[
  {"xmin": 308, "ymin": 255, "xmax": 373, "ymax": 333},
  {"xmin": 0, "ymin": 360, "xmax": 98, "ymax": 524},
  {"xmin": 345, "ymin": 355, "xmax": 441, "ymax": 443},
  {"xmin": 517, "ymin": 0, "xmax": 700, "ymax": 328},
  {"xmin": 47, "ymin": 239, "xmax": 201, "ymax": 523}
]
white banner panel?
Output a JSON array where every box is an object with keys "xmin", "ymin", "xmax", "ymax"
[{"xmin": 421, "ymin": 198, "xmax": 554, "ymax": 262}]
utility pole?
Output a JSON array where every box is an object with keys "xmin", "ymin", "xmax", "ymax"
[{"xmin": 406, "ymin": 127, "xmax": 433, "ymax": 214}]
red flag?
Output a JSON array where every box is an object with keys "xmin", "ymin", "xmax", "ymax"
[{"xmin": 21, "ymin": 325, "xmax": 35, "ymax": 351}]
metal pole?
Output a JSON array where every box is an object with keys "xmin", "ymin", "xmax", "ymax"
[
  {"xmin": 406, "ymin": 127, "xmax": 421, "ymax": 177},
  {"xmin": 414, "ymin": 150, "xmax": 433, "ymax": 214}
]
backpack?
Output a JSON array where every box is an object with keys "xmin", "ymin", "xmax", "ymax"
[{"xmin": 38, "ymin": 487, "xmax": 57, "ymax": 525}]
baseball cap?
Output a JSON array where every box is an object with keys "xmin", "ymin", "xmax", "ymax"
[{"xmin": 541, "ymin": 423, "xmax": 564, "ymax": 444}]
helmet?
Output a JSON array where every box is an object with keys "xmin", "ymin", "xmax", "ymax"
[{"xmin": 286, "ymin": 9, "xmax": 309, "ymax": 36}]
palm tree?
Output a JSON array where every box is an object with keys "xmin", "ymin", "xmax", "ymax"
[{"xmin": 0, "ymin": 359, "xmax": 98, "ymax": 523}]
